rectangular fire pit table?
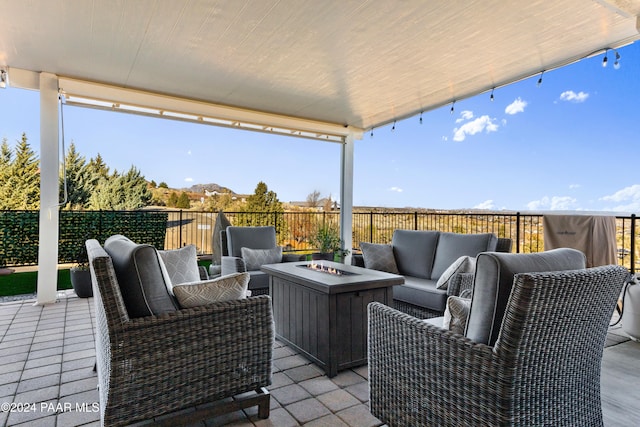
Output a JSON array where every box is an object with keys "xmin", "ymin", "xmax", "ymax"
[{"xmin": 261, "ymin": 260, "xmax": 403, "ymax": 377}]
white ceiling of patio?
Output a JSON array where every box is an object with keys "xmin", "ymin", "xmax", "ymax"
[{"xmin": 1, "ymin": 0, "xmax": 640, "ymax": 135}]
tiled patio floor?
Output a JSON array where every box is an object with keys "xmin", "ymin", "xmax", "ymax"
[{"xmin": 1, "ymin": 291, "xmax": 639, "ymax": 427}]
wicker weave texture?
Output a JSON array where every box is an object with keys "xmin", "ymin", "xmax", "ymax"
[
  {"xmin": 369, "ymin": 264, "xmax": 628, "ymax": 426},
  {"xmin": 87, "ymin": 239, "xmax": 274, "ymax": 427}
]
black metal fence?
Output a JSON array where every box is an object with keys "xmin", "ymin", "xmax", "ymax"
[{"xmin": 2, "ymin": 209, "xmax": 638, "ymax": 272}]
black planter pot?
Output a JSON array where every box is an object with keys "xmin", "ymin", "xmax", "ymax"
[
  {"xmin": 311, "ymin": 252, "xmax": 335, "ymax": 262},
  {"xmin": 70, "ymin": 268, "xmax": 93, "ymax": 298}
]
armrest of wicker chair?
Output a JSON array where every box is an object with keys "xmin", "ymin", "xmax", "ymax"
[
  {"xmin": 447, "ymin": 272, "xmax": 474, "ymax": 297},
  {"xmin": 221, "ymin": 255, "xmax": 247, "ymax": 275},
  {"xmin": 368, "ymin": 302, "xmax": 497, "ymax": 426}
]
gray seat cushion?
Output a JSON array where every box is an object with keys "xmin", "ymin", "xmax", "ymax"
[
  {"xmin": 465, "ymin": 248, "xmax": 587, "ymax": 346},
  {"xmin": 431, "ymin": 232, "xmax": 497, "ymax": 280},
  {"xmin": 392, "ymin": 230, "xmax": 439, "ymax": 279},
  {"xmin": 392, "ymin": 276, "xmax": 448, "ymax": 312},
  {"xmin": 104, "ymin": 235, "xmax": 178, "ymax": 318},
  {"xmin": 247, "ymin": 270, "xmax": 269, "ymax": 291}
]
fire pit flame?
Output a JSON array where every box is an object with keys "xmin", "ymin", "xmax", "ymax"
[{"xmin": 299, "ymin": 262, "xmax": 357, "ymax": 276}]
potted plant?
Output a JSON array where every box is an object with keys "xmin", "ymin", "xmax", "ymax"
[
  {"xmin": 309, "ymin": 223, "xmax": 349, "ymax": 262},
  {"xmin": 69, "ymin": 243, "xmax": 93, "ymax": 298}
]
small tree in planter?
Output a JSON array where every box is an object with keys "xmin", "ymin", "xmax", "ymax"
[
  {"xmin": 70, "ymin": 242, "xmax": 93, "ymax": 298},
  {"xmin": 309, "ymin": 223, "xmax": 349, "ymax": 262}
]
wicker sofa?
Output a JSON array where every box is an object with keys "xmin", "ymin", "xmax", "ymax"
[
  {"xmin": 368, "ymin": 249, "xmax": 628, "ymax": 426},
  {"xmin": 353, "ymin": 230, "xmax": 511, "ymax": 317},
  {"xmin": 86, "ymin": 238, "xmax": 274, "ymax": 426}
]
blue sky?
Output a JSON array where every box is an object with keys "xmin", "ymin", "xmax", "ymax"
[{"xmin": 1, "ymin": 42, "xmax": 639, "ymax": 212}]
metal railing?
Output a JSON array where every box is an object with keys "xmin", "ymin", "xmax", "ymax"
[{"xmin": 164, "ymin": 210, "xmax": 638, "ymax": 273}]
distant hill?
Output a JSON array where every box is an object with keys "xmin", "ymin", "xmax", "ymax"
[{"xmin": 180, "ymin": 183, "xmax": 236, "ymax": 194}]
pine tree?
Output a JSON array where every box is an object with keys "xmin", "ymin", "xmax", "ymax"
[
  {"xmin": 0, "ymin": 138, "xmax": 13, "ymax": 208},
  {"xmin": 4, "ymin": 133, "xmax": 40, "ymax": 209},
  {"xmin": 241, "ymin": 181, "xmax": 285, "ymax": 233},
  {"xmin": 60, "ymin": 142, "xmax": 92, "ymax": 209},
  {"xmin": 120, "ymin": 166, "xmax": 152, "ymax": 209},
  {"xmin": 176, "ymin": 191, "xmax": 191, "ymax": 209}
]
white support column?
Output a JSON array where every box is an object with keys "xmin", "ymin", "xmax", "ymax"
[
  {"xmin": 340, "ymin": 133, "xmax": 355, "ymax": 264},
  {"xmin": 36, "ymin": 73, "xmax": 60, "ymax": 305}
]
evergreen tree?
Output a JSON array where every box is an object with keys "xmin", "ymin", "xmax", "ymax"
[
  {"xmin": 120, "ymin": 166, "xmax": 152, "ymax": 209},
  {"xmin": 176, "ymin": 191, "xmax": 191, "ymax": 209},
  {"xmin": 60, "ymin": 142, "xmax": 92, "ymax": 209},
  {"xmin": 240, "ymin": 181, "xmax": 285, "ymax": 234},
  {"xmin": 167, "ymin": 191, "xmax": 178, "ymax": 207},
  {"xmin": 3, "ymin": 133, "xmax": 40, "ymax": 209},
  {"xmin": 0, "ymin": 138, "xmax": 13, "ymax": 208}
]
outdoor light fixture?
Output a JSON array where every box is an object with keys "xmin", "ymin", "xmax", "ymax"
[
  {"xmin": 490, "ymin": 88, "xmax": 495, "ymax": 102},
  {"xmin": 537, "ymin": 71, "xmax": 544, "ymax": 87},
  {"xmin": 0, "ymin": 69, "xmax": 7, "ymax": 88},
  {"xmin": 602, "ymin": 48, "xmax": 621, "ymax": 69},
  {"xmin": 450, "ymin": 100, "xmax": 456, "ymax": 114}
]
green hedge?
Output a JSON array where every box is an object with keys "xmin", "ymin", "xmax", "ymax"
[{"xmin": 0, "ymin": 210, "xmax": 168, "ymax": 266}]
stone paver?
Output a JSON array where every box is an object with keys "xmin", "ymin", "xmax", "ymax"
[{"xmin": 0, "ymin": 291, "xmax": 636, "ymax": 427}]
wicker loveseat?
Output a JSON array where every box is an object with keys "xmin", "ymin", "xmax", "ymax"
[
  {"xmin": 86, "ymin": 238, "xmax": 274, "ymax": 426},
  {"xmin": 368, "ymin": 249, "xmax": 628, "ymax": 426}
]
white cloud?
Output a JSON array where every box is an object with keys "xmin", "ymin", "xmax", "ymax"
[
  {"xmin": 569, "ymin": 184, "xmax": 581, "ymax": 189},
  {"xmin": 187, "ymin": 150, "xmax": 192, "ymax": 155},
  {"xmin": 559, "ymin": 90, "xmax": 589, "ymax": 103},
  {"xmin": 526, "ymin": 196, "xmax": 578, "ymax": 211},
  {"xmin": 453, "ymin": 115, "xmax": 498, "ymax": 141},
  {"xmin": 389, "ymin": 187, "xmax": 403, "ymax": 193},
  {"xmin": 505, "ymin": 97, "xmax": 527, "ymax": 115},
  {"xmin": 456, "ymin": 110, "xmax": 474, "ymax": 123},
  {"xmin": 184, "ymin": 177, "xmax": 194, "ymax": 182},
  {"xmin": 600, "ymin": 184, "xmax": 640, "ymax": 211},
  {"xmin": 474, "ymin": 200, "xmax": 495, "ymax": 210},
  {"xmin": 441, "ymin": 136, "xmax": 448, "ymax": 141}
]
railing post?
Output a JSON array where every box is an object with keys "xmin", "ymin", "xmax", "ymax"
[
  {"xmin": 631, "ymin": 214, "xmax": 636, "ymax": 274},
  {"xmin": 516, "ymin": 212, "xmax": 521, "ymax": 253},
  {"xmin": 179, "ymin": 209, "xmax": 183, "ymax": 247},
  {"xmin": 414, "ymin": 211, "xmax": 418, "ymax": 230},
  {"xmin": 369, "ymin": 211, "xmax": 374, "ymax": 242}
]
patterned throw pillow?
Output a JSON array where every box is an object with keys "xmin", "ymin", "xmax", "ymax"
[
  {"xmin": 158, "ymin": 245, "xmax": 201, "ymax": 295},
  {"xmin": 436, "ymin": 255, "xmax": 476, "ymax": 290},
  {"xmin": 360, "ymin": 242, "xmax": 399, "ymax": 274},
  {"xmin": 241, "ymin": 247, "xmax": 282, "ymax": 271},
  {"xmin": 173, "ymin": 272, "xmax": 250, "ymax": 308},
  {"xmin": 442, "ymin": 295, "xmax": 471, "ymax": 335}
]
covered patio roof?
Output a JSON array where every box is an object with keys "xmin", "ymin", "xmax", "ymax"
[
  {"xmin": 2, "ymin": 0, "xmax": 639, "ymax": 133},
  {"xmin": 1, "ymin": 0, "xmax": 639, "ymax": 303}
]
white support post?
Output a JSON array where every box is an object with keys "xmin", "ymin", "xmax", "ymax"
[
  {"xmin": 340, "ymin": 133, "xmax": 355, "ymax": 265},
  {"xmin": 36, "ymin": 73, "xmax": 60, "ymax": 305}
]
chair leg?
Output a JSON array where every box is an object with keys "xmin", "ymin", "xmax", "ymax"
[{"xmin": 257, "ymin": 387, "xmax": 270, "ymax": 419}]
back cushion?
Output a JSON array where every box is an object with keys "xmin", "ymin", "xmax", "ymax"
[
  {"xmin": 392, "ymin": 230, "xmax": 439, "ymax": 279},
  {"xmin": 465, "ymin": 248, "xmax": 586, "ymax": 346},
  {"xmin": 104, "ymin": 235, "xmax": 178, "ymax": 318},
  {"xmin": 226, "ymin": 226, "xmax": 277, "ymax": 257},
  {"xmin": 431, "ymin": 232, "xmax": 498, "ymax": 280}
]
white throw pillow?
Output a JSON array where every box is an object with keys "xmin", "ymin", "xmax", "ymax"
[
  {"xmin": 241, "ymin": 246, "xmax": 282, "ymax": 271},
  {"xmin": 173, "ymin": 272, "xmax": 250, "ymax": 308},
  {"xmin": 436, "ymin": 255, "xmax": 476, "ymax": 290},
  {"xmin": 158, "ymin": 245, "xmax": 201, "ymax": 295}
]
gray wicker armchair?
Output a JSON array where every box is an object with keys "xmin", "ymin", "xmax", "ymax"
[
  {"xmin": 368, "ymin": 263, "xmax": 628, "ymax": 426},
  {"xmin": 86, "ymin": 239, "xmax": 274, "ymax": 427}
]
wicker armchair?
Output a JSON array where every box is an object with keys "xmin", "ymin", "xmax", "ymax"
[
  {"xmin": 86, "ymin": 239, "xmax": 274, "ymax": 427},
  {"xmin": 368, "ymin": 264, "xmax": 628, "ymax": 426}
]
